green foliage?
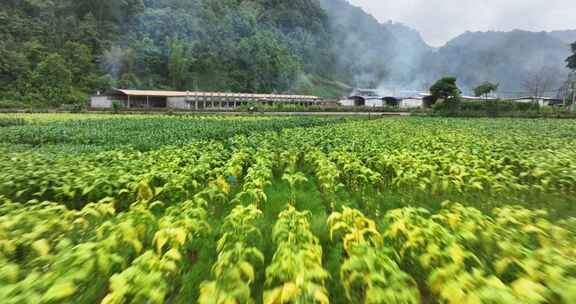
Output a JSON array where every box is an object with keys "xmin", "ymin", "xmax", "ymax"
[
  {"xmin": 168, "ymin": 39, "xmax": 193, "ymax": 90},
  {"xmin": 0, "ymin": 115, "xmax": 576, "ymax": 303},
  {"xmin": 0, "ymin": 0, "xmax": 339, "ymax": 108},
  {"xmin": 236, "ymin": 30, "xmax": 301, "ymax": 93},
  {"xmin": 474, "ymin": 82, "xmax": 499, "ymax": 99},
  {"xmin": 430, "ymin": 76, "xmax": 462, "ymax": 106},
  {"xmin": 0, "ymin": 116, "xmax": 343, "ymax": 151},
  {"xmin": 567, "ymin": 42, "xmax": 576, "ymax": 71},
  {"xmin": 434, "ymin": 99, "xmax": 546, "ymax": 117},
  {"xmin": 30, "ymin": 54, "xmax": 73, "ymax": 105},
  {"xmin": 199, "ymin": 205, "xmax": 264, "ymax": 304},
  {"xmin": 264, "ymin": 206, "xmax": 330, "ymax": 304},
  {"xmin": 0, "ymin": 118, "xmax": 26, "ymax": 127},
  {"xmin": 111, "ymin": 101, "xmax": 121, "ymax": 114}
]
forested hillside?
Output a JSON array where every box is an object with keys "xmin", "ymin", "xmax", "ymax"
[{"xmin": 0, "ymin": 0, "xmax": 341, "ymax": 106}]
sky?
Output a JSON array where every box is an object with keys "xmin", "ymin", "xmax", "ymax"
[{"xmin": 347, "ymin": 0, "xmax": 576, "ymax": 47}]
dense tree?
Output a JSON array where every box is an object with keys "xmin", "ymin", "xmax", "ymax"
[
  {"xmin": 0, "ymin": 0, "xmax": 373, "ymax": 105},
  {"xmin": 474, "ymin": 82, "xmax": 499, "ymax": 100},
  {"xmin": 168, "ymin": 39, "xmax": 193, "ymax": 90},
  {"xmin": 30, "ymin": 54, "xmax": 73, "ymax": 104},
  {"xmin": 567, "ymin": 42, "xmax": 576, "ymax": 71},
  {"xmin": 430, "ymin": 77, "xmax": 461, "ymax": 104},
  {"xmin": 567, "ymin": 42, "xmax": 576, "ymax": 111},
  {"xmin": 236, "ymin": 30, "xmax": 301, "ymax": 93}
]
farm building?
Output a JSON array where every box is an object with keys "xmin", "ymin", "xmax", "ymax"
[
  {"xmin": 90, "ymin": 89, "xmax": 322, "ymax": 109},
  {"xmin": 342, "ymin": 89, "xmax": 386, "ymax": 107},
  {"xmin": 508, "ymin": 97, "xmax": 564, "ymax": 107},
  {"xmin": 340, "ymin": 89, "xmax": 429, "ymax": 109},
  {"xmin": 399, "ymin": 97, "xmax": 424, "ymax": 109}
]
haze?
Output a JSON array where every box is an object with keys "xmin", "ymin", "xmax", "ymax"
[{"xmin": 348, "ymin": 0, "xmax": 576, "ymax": 47}]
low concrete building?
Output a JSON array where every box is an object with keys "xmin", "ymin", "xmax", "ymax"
[
  {"xmin": 508, "ymin": 97, "xmax": 563, "ymax": 107},
  {"xmin": 90, "ymin": 89, "xmax": 322, "ymax": 110},
  {"xmin": 90, "ymin": 95, "xmax": 113, "ymax": 108},
  {"xmin": 399, "ymin": 97, "xmax": 424, "ymax": 109},
  {"xmin": 340, "ymin": 89, "xmax": 427, "ymax": 109}
]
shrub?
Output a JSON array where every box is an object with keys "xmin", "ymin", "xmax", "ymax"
[
  {"xmin": 0, "ymin": 100, "xmax": 31, "ymax": 109},
  {"xmin": 0, "ymin": 118, "xmax": 27, "ymax": 127},
  {"xmin": 112, "ymin": 101, "xmax": 121, "ymax": 114}
]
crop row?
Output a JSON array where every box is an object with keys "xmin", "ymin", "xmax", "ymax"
[
  {"xmin": 2, "ymin": 192, "xmax": 575, "ymax": 303},
  {"xmin": 1, "ymin": 116, "xmax": 575, "ymax": 303}
]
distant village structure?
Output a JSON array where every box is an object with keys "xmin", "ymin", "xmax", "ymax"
[
  {"xmin": 339, "ymin": 89, "xmax": 425, "ymax": 109},
  {"xmin": 91, "ymin": 89, "xmax": 322, "ymax": 109},
  {"xmin": 338, "ymin": 88, "xmax": 566, "ymax": 109}
]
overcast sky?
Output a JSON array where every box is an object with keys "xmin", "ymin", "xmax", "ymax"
[{"xmin": 347, "ymin": 0, "xmax": 576, "ymax": 46}]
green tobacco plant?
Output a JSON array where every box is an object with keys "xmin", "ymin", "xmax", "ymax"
[
  {"xmin": 282, "ymin": 171, "xmax": 308, "ymax": 204},
  {"xmin": 264, "ymin": 206, "xmax": 330, "ymax": 304},
  {"xmin": 329, "ymin": 207, "xmax": 420, "ymax": 304},
  {"xmin": 199, "ymin": 205, "xmax": 264, "ymax": 304},
  {"xmin": 102, "ymin": 200, "xmax": 210, "ymax": 304}
]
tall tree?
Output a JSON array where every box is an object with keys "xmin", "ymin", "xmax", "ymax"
[
  {"xmin": 568, "ymin": 42, "xmax": 576, "ymax": 112},
  {"xmin": 236, "ymin": 30, "xmax": 301, "ymax": 93},
  {"xmin": 567, "ymin": 42, "xmax": 576, "ymax": 71},
  {"xmin": 168, "ymin": 39, "xmax": 193, "ymax": 90},
  {"xmin": 30, "ymin": 53, "xmax": 73, "ymax": 104},
  {"xmin": 474, "ymin": 82, "xmax": 499, "ymax": 101},
  {"xmin": 521, "ymin": 68, "xmax": 556, "ymax": 98},
  {"xmin": 430, "ymin": 77, "xmax": 461, "ymax": 104}
]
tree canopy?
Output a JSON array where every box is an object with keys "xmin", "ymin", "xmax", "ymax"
[
  {"xmin": 0, "ymin": 0, "xmax": 337, "ymax": 105},
  {"xmin": 430, "ymin": 77, "xmax": 461, "ymax": 103},
  {"xmin": 568, "ymin": 42, "xmax": 576, "ymax": 71},
  {"xmin": 474, "ymin": 82, "xmax": 499, "ymax": 100}
]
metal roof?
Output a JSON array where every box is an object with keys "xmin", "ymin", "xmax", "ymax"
[
  {"xmin": 112, "ymin": 89, "xmax": 320, "ymax": 99},
  {"xmin": 114, "ymin": 89, "xmax": 189, "ymax": 97}
]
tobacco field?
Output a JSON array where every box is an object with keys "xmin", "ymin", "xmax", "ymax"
[{"xmin": 0, "ymin": 114, "xmax": 575, "ymax": 304}]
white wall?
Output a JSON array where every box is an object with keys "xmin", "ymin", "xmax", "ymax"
[
  {"xmin": 400, "ymin": 98, "xmax": 423, "ymax": 109},
  {"xmin": 90, "ymin": 96, "xmax": 112, "ymax": 108},
  {"xmin": 513, "ymin": 98, "xmax": 546, "ymax": 106},
  {"xmin": 365, "ymin": 99, "xmax": 383, "ymax": 107},
  {"xmin": 167, "ymin": 97, "xmax": 190, "ymax": 109},
  {"xmin": 339, "ymin": 99, "xmax": 354, "ymax": 106}
]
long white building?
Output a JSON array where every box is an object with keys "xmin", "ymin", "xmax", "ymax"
[{"xmin": 91, "ymin": 89, "xmax": 322, "ymax": 109}]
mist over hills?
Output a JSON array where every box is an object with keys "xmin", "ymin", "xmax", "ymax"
[
  {"xmin": 318, "ymin": 0, "xmax": 432, "ymax": 90},
  {"xmin": 320, "ymin": 0, "xmax": 575, "ymax": 96},
  {"xmin": 421, "ymin": 30, "xmax": 574, "ymax": 96},
  {"xmin": 549, "ymin": 30, "xmax": 576, "ymax": 44}
]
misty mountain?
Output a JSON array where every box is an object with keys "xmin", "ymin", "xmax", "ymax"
[
  {"xmin": 319, "ymin": 0, "xmax": 574, "ymax": 96},
  {"xmin": 549, "ymin": 30, "xmax": 576, "ymax": 44},
  {"xmin": 422, "ymin": 30, "xmax": 573, "ymax": 96},
  {"xmin": 318, "ymin": 0, "xmax": 432, "ymax": 88}
]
